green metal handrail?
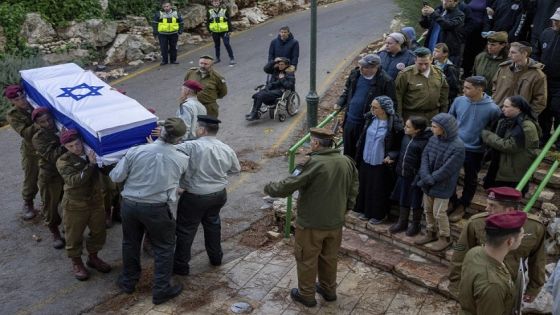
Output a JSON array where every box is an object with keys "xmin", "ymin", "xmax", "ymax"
[
  {"xmin": 516, "ymin": 126, "xmax": 560, "ymax": 212},
  {"xmin": 283, "ymin": 108, "xmax": 342, "ymax": 238}
]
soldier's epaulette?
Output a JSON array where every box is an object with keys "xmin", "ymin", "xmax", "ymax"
[
  {"xmin": 527, "ymin": 212, "xmax": 543, "ymax": 223},
  {"xmin": 401, "ymin": 65, "xmax": 416, "ymax": 73},
  {"xmin": 189, "ymin": 67, "xmax": 198, "ymax": 70},
  {"xmin": 469, "ymin": 212, "xmax": 489, "ymax": 221}
]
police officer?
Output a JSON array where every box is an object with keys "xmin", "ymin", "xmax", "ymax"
[
  {"xmin": 3, "ymin": 84, "xmax": 40, "ymax": 220},
  {"xmin": 395, "ymin": 47, "xmax": 450, "ymax": 122},
  {"xmin": 110, "ymin": 118, "xmax": 189, "ymax": 305},
  {"xmin": 207, "ymin": 0, "xmax": 235, "ymax": 65},
  {"xmin": 56, "ymin": 129, "xmax": 110, "ymax": 281},
  {"xmin": 458, "ymin": 210, "xmax": 527, "ymax": 315},
  {"xmin": 264, "ymin": 128, "xmax": 359, "ymax": 307},
  {"xmin": 152, "ymin": 1, "xmax": 184, "ymax": 65},
  {"xmin": 449, "ymin": 187, "xmax": 546, "ymax": 303},
  {"xmin": 31, "ymin": 108, "xmax": 66, "ymax": 249},
  {"xmin": 173, "ymin": 115, "xmax": 240, "ymax": 276},
  {"xmin": 184, "ymin": 56, "xmax": 227, "ymax": 118}
]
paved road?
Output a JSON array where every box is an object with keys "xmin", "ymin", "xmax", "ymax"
[{"xmin": 0, "ymin": 0, "xmax": 397, "ymax": 314}]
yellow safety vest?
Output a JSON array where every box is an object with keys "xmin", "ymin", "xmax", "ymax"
[
  {"xmin": 208, "ymin": 8, "xmax": 229, "ymax": 33},
  {"xmin": 157, "ymin": 11, "xmax": 180, "ymax": 33}
]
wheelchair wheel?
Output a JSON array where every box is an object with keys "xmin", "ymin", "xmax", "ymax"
[
  {"xmin": 287, "ymin": 92, "xmax": 300, "ymax": 116},
  {"xmin": 278, "ymin": 113, "xmax": 286, "ymax": 122}
]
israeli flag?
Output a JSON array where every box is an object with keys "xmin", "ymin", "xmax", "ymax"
[{"xmin": 20, "ymin": 63, "xmax": 157, "ymax": 165}]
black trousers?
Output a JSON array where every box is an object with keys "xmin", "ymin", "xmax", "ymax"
[
  {"xmin": 342, "ymin": 120, "xmax": 363, "ymax": 160},
  {"xmin": 173, "ymin": 189, "xmax": 227, "ymax": 273},
  {"xmin": 158, "ymin": 33, "xmax": 178, "ymax": 63},
  {"xmin": 250, "ymin": 89, "xmax": 283, "ymax": 113},
  {"xmin": 211, "ymin": 32, "xmax": 234, "ymax": 60},
  {"xmin": 450, "ymin": 150, "xmax": 484, "ymax": 208},
  {"xmin": 539, "ymin": 81, "xmax": 560, "ymax": 147},
  {"xmin": 119, "ymin": 199, "xmax": 175, "ymax": 297}
]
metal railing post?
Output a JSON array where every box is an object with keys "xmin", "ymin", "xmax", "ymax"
[{"xmin": 524, "ymin": 160, "xmax": 559, "ymax": 212}]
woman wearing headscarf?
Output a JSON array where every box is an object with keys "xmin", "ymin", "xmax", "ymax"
[
  {"xmin": 354, "ymin": 96, "xmax": 404, "ymax": 224},
  {"xmin": 482, "ymin": 95, "xmax": 541, "ymax": 195},
  {"xmin": 378, "ymin": 32, "xmax": 416, "ymax": 80}
]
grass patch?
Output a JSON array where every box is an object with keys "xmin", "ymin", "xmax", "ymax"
[{"xmin": 393, "ymin": 0, "xmax": 441, "ymax": 29}]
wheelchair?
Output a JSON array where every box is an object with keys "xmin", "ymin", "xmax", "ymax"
[{"xmin": 253, "ymin": 84, "xmax": 301, "ymax": 122}]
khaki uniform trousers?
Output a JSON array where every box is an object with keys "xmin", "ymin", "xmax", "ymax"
[
  {"xmin": 423, "ymin": 194, "xmax": 450, "ymax": 237},
  {"xmin": 204, "ymin": 102, "xmax": 219, "ymax": 118},
  {"xmin": 62, "ymin": 197, "xmax": 106, "ymax": 258},
  {"xmin": 38, "ymin": 173, "xmax": 63, "ymax": 227},
  {"xmin": 21, "ymin": 145, "xmax": 39, "ymax": 202},
  {"xmin": 294, "ymin": 225, "xmax": 342, "ymax": 300}
]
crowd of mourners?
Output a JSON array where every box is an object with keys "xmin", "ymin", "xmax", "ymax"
[{"xmin": 3, "ymin": 0, "xmax": 560, "ymax": 312}]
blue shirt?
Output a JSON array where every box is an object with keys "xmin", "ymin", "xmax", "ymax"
[
  {"xmin": 347, "ymin": 76, "xmax": 372, "ymax": 124},
  {"xmin": 363, "ymin": 118, "xmax": 387, "ymax": 165}
]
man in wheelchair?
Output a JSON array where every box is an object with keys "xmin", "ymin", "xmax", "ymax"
[{"xmin": 245, "ymin": 57, "xmax": 295, "ymax": 121}]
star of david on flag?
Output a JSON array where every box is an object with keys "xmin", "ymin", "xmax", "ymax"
[{"xmin": 57, "ymin": 83, "xmax": 104, "ymax": 101}]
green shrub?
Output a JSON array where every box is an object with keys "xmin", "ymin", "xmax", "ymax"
[
  {"xmin": 0, "ymin": 54, "xmax": 45, "ymax": 126},
  {"xmin": 0, "ymin": 2, "xmax": 29, "ymax": 55}
]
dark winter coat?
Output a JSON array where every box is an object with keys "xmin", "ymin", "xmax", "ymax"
[
  {"xmin": 263, "ymin": 61, "xmax": 295, "ymax": 91},
  {"xmin": 337, "ymin": 67, "xmax": 396, "ymax": 115},
  {"xmin": 530, "ymin": 0, "xmax": 560, "ymax": 45},
  {"xmin": 420, "ymin": 5, "xmax": 465, "ymax": 58},
  {"xmin": 533, "ymin": 27, "xmax": 560, "ymax": 81},
  {"xmin": 395, "ymin": 128, "xmax": 432, "ymax": 179},
  {"xmin": 268, "ymin": 33, "xmax": 300, "ymax": 68},
  {"xmin": 484, "ymin": 0, "xmax": 535, "ymax": 42},
  {"xmin": 418, "ymin": 113, "xmax": 465, "ymax": 199},
  {"xmin": 378, "ymin": 48, "xmax": 416, "ymax": 80},
  {"xmin": 355, "ymin": 112, "xmax": 404, "ymax": 168}
]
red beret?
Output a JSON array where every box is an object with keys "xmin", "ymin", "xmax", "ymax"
[
  {"xmin": 60, "ymin": 129, "xmax": 80, "ymax": 145},
  {"xmin": 486, "ymin": 187, "xmax": 522, "ymax": 202},
  {"xmin": 3, "ymin": 85, "xmax": 24, "ymax": 99},
  {"xmin": 485, "ymin": 210, "xmax": 527, "ymax": 231},
  {"xmin": 31, "ymin": 107, "xmax": 50, "ymax": 122},
  {"xmin": 183, "ymin": 80, "xmax": 204, "ymax": 92}
]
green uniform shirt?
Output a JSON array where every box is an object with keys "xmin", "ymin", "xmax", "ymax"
[
  {"xmin": 56, "ymin": 152, "xmax": 102, "ymax": 203},
  {"xmin": 449, "ymin": 212, "xmax": 546, "ymax": 297},
  {"xmin": 472, "ymin": 51, "xmax": 506, "ymax": 95},
  {"xmin": 184, "ymin": 68, "xmax": 227, "ymax": 108},
  {"xmin": 6, "ymin": 106, "xmax": 38, "ymax": 154},
  {"xmin": 459, "ymin": 246, "xmax": 515, "ymax": 315},
  {"xmin": 32, "ymin": 128, "xmax": 66, "ymax": 179},
  {"xmin": 395, "ymin": 64, "xmax": 449, "ymax": 120},
  {"xmin": 264, "ymin": 148, "xmax": 359, "ymax": 230}
]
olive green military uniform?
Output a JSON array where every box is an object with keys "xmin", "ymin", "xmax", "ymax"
[
  {"xmin": 184, "ymin": 68, "xmax": 227, "ymax": 118},
  {"xmin": 449, "ymin": 212, "xmax": 546, "ymax": 297},
  {"xmin": 395, "ymin": 64, "xmax": 449, "ymax": 122},
  {"xmin": 6, "ymin": 106, "xmax": 39, "ymax": 202},
  {"xmin": 264, "ymin": 148, "xmax": 359, "ymax": 301},
  {"xmin": 32, "ymin": 128, "xmax": 66, "ymax": 227},
  {"xmin": 56, "ymin": 152, "xmax": 106, "ymax": 258},
  {"xmin": 458, "ymin": 246, "xmax": 515, "ymax": 315}
]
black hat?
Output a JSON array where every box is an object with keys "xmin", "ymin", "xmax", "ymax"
[{"xmin": 197, "ymin": 115, "xmax": 221, "ymax": 124}]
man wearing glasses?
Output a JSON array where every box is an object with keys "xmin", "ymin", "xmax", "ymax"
[
  {"xmin": 448, "ymin": 187, "xmax": 545, "ymax": 305},
  {"xmin": 3, "ymin": 85, "xmax": 40, "ymax": 220}
]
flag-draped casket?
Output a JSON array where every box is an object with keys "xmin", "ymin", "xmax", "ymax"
[{"xmin": 20, "ymin": 63, "xmax": 156, "ymax": 165}]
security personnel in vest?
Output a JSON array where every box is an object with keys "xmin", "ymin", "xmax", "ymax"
[
  {"xmin": 184, "ymin": 55, "xmax": 227, "ymax": 118},
  {"xmin": 207, "ymin": 0, "xmax": 235, "ymax": 65},
  {"xmin": 56, "ymin": 129, "xmax": 110, "ymax": 281},
  {"xmin": 449, "ymin": 187, "xmax": 546, "ymax": 304},
  {"xmin": 458, "ymin": 211, "xmax": 527, "ymax": 315},
  {"xmin": 3, "ymin": 84, "xmax": 40, "ymax": 220},
  {"xmin": 152, "ymin": 1, "xmax": 184, "ymax": 65},
  {"xmin": 264, "ymin": 128, "xmax": 359, "ymax": 307},
  {"xmin": 31, "ymin": 107, "xmax": 66, "ymax": 249}
]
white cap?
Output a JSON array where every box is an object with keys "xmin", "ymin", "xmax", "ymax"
[{"xmin": 551, "ymin": 7, "xmax": 560, "ymax": 20}]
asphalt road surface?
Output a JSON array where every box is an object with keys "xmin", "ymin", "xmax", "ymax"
[{"xmin": 0, "ymin": 0, "xmax": 398, "ymax": 313}]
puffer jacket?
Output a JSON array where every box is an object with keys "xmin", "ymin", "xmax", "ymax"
[
  {"xmin": 472, "ymin": 50, "xmax": 508, "ymax": 95},
  {"xmin": 533, "ymin": 27, "xmax": 560, "ymax": 81},
  {"xmin": 492, "ymin": 58, "xmax": 547, "ymax": 114},
  {"xmin": 481, "ymin": 113, "xmax": 540, "ymax": 182},
  {"xmin": 395, "ymin": 128, "xmax": 432, "ymax": 179},
  {"xmin": 263, "ymin": 61, "xmax": 295, "ymax": 91},
  {"xmin": 355, "ymin": 112, "xmax": 404, "ymax": 168},
  {"xmin": 378, "ymin": 48, "xmax": 416, "ymax": 80},
  {"xmin": 268, "ymin": 33, "xmax": 300, "ymax": 68},
  {"xmin": 418, "ymin": 113, "xmax": 465, "ymax": 199}
]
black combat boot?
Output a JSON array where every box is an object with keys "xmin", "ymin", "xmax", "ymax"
[
  {"xmin": 389, "ymin": 207, "xmax": 409, "ymax": 234},
  {"xmin": 406, "ymin": 208, "xmax": 423, "ymax": 236}
]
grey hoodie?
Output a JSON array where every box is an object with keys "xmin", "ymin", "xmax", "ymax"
[{"xmin": 418, "ymin": 113, "xmax": 465, "ymax": 199}]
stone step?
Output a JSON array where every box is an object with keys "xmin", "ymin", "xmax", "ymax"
[{"xmin": 339, "ymin": 227, "xmax": 454, "ymax": 299}]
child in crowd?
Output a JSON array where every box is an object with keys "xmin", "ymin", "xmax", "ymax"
[
  {"xmin": 415, "ymin": 113, "xmax": 465, "ymax": 252},
  {"xmin": 389, "ymin": 116, "xmax": 432, "ymax": 236}
]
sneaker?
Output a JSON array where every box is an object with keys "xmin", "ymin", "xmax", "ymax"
[
  {"xmin": 368, "ymin": 217, "xmax": 386, "ymax": 225},
  {"xmin": 229, "ymin": 59, "xmax": 236, "ymax": 65},
  {"xmin": 357, "ymin": 213, "xmax": 368, "ymax": 221},
  {"xmin": 160, "ymin": 61, "xmax": 168, "ymax": 65}
]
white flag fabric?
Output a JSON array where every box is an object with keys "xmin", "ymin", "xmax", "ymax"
[{"xmin": 20, "ymin": 63, "xmax": 156, "ymax": 165}]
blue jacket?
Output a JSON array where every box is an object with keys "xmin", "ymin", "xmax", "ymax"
[
  {"xmin": 418, "ymin": 113, "xmax": 465, "ymax": 199},
  {"xmin": 268, "ymin": 33, "xmax": 300, "ymax": 68},
  {"xmin": 449, "ymin": 93, "xmax": 501, "ymax": 152},
  {"xmin": 379, "ymin": 48, "xmax": 416, "ymax": 80}
]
